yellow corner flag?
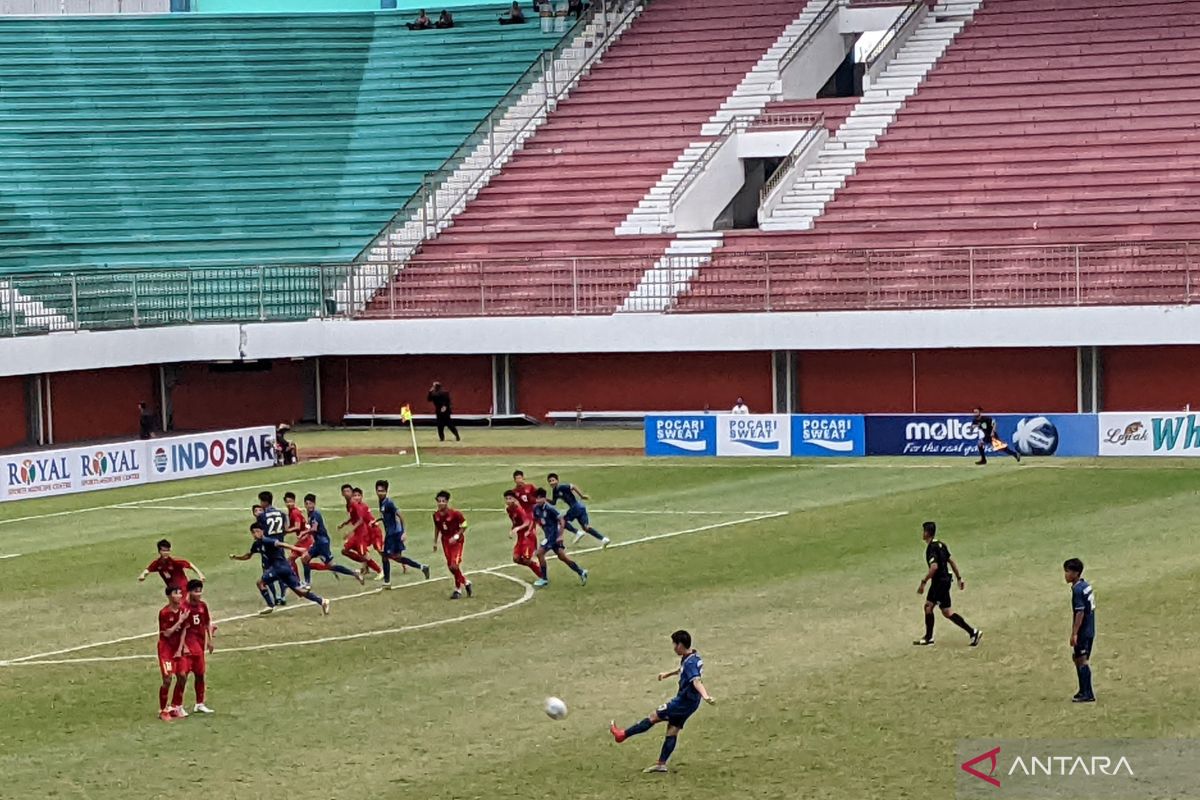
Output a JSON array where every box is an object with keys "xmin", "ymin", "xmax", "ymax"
[{"xmin": 400, "ymin": 404, "xmax": 413, "ymax": 423}]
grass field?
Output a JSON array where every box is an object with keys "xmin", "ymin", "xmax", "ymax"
[{"xmin": 1, "ymin": 428, "xmax": 1198, "ymax": 800}]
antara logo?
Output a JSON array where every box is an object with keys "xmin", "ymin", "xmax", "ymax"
[
  {"xmin": 961, "ymin": 745, "xmax": 1136, "ymax": 788},
  {"xmin": 962, "ymin": 746, "xmax": 1002, "ymax": 788}
]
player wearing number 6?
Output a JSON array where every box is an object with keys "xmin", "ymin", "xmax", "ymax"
[{"xmin": 610, "ymin": 630, "xmax": 715, "ymax": 774}]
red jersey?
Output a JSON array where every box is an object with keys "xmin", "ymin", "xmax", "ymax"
[
  {"xmin": 434, "ymin": 508, "xmax": 466, "ymax": 542},
  {"xmin": 513, "ymin": 483, "xmax": 539, "ymax": 514},
  {"xmin": 287, "ymin": 506, "xmax": 307, "ymax": 536},
  {"xmin": 146, "ymin": 557, "xmax": 193, "ymax": 592},
  {"xmin": 158, "ymin": 603, "xmax": 187, "ymax": 656},
  {"xmin": 507, "ymin": 504, "xmax": 533, "ymax": 536},
  {"xmin": 182, "ymin": 601, "xmax": 212, "ymax": 656}
]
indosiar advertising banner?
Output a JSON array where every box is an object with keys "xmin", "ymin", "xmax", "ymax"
[
  {"xmin": 1098, "ymin": 412, "xmax": 1200, "ymax": 457},
  {"xmin": 0, "ymin": 425, "xmax": 277, "ymax": 503},
  {"xmin": 645, "ymin": 415, "xmax": 865, "ymax": 458},
  {"xmin": 865, "ymin": 414, "xmax": 1099, "ymax": 457}
]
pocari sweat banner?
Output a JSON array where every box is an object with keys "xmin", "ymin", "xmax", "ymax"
[
  {"xmin": 644, "ymin": 416, "xmax": 716, "ymax": 457},
  {"xmin": 866, "ymin": 414, "xmax": 1098, "ymax": 457},
  {"xmin": 791, "ymin": 415, "xmax": 865, "ymax": 457},
  {"xmin": 716, "ymin": 414, "xmax": 791, "ymax": 457}
]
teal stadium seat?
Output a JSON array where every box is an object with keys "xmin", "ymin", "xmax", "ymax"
[{"xmin": 0, "ymin": 7, "xmax": 565, "ymax": 326}]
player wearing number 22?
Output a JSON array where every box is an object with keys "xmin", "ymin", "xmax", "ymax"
[
  {"xmin": 610, "ymin": 630, "xmax": 716, "ymax": 774},
  {"xmin": 1064, "ymin": 557, "xmax": 1096, "ymax": 703},
  {"xmin": 433, "ymin": 490, "xmax": 472, "ymax": 600}
]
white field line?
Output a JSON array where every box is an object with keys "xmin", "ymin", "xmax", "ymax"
[
  {"xmin": 0, "ymin": 511, "xmax": 787, "ymax": 667},
  {"xmin": 9, "ymin": 570, "xmax": 534, "ymax": 665},
  {"xmin": 0, "ymin": 465, "xmax": 394, "ymax": 529},
  {"xmin": 0, "ymin": 553, "xmax": 20, "ymax": 560}
]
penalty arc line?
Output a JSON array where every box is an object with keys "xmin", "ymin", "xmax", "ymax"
[
  {"xmin": 0, "ymin": 511, "xmax": 788, "ymax": 667},
  {"xmin": 6, "ymin": 570, "xmax": 535, "ymax": 666}
]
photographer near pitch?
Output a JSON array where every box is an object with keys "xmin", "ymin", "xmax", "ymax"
[{"xmin": 428, "ymin": 381, "xmax": 461, "ymax": 442}]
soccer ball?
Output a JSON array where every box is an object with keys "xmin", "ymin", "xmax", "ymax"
[{"xmin": 543, "ymin": 696, "xmax": 568, "ymax": 720}]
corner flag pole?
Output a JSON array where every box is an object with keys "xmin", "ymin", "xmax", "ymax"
[{"xmin": 401, "ymin": 404, "xmax": 421, "ymax": 466}]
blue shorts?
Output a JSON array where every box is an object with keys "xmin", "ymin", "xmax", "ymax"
[
  {"xmin": 308, "ymin": 538, "xmax": 333, "ymax": 563},
  {"xmin": 1073, "ymin": 635, "xmax": 1094, "ymax": 658},
  {"xmin": 384, "ymin": 531, "xmax": 406, "ymax": 555},
  {"xmin": 564, "ymin": 505, "xmax": 589, "ymax": 526},
  {"xmin": 656, "ymin": 698, "xmax": 699, "ymax": 728},
  {"xmin": 541, "ymin": 531, "xmax": 564, "ymax": 551},
  {"xmin": 265, "ymin": 565, "xmax": 301, "ymax": 592}
]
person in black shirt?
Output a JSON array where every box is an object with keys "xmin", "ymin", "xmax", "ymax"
[
  {"xmin": 139, "ymin": 402, "xmax": 155, "ymax": 440},
  {"xmin": 914, "ymin": 521, "xmax": 982, "ymax": 647},
  {"xmin": 428, "ymin": 381, "xmax": 461, "ymax": 442},
  {"xmin": 973, "ymin": 407, "xmax": 1021, "ymax": 465}
]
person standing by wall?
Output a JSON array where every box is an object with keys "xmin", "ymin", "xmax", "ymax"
[
  {"xmin": 139, "ymin": 402, "xmax": 156, "ymax": 439},
  {"xmin": 428, "ymin": 381, "xmax": 460, "ymax": 442}
]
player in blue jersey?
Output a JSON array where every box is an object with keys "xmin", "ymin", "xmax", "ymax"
[
  {"xmin": 547, "ymin": 473, "xmax": 610, "ymax": 547},
  {"xmin": 301, "ymin": 494, "xmax": 364, "ymax": 585},
  {"xmin": 250, "ymin": 503, "xmax": 283, "ymax": 606},
  {"xmin": 610, "ymin": 630, "xmax": 716, "ymax": 774},
  {"xmin": 532, "ymin": 488, "xmax": 588, "ymax": 588},
  {"xmin": 375, "ymin": 480, "xmax": 431, "ymax": 588},
  {"xmin": 1064, "ymin": 557, "xmax": 1096, "ymax": 703},
  {"xmin": 230, "ymin": 522, "xmax": 330, "ymax": 615}
]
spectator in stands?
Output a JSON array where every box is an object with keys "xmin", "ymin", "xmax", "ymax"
[
  {"xmin": 435, "ymin": 9, "xmax": 455, "ymax": 28},
  {"xmin": 731, "ymin": 397, "xmax": 750, "ymax": 415},
  {"xmin": 428, "ymin": 381, "xmax": 461, "ymax": 442},
  {"xmin": 567, "ymin": 0, "xmax": 587, "ymax": 18},
  {"xmin": 498, "ymin": 1, "xmax": 526, "ymax": 24},
  {"xmin": 406, "ymin": 8, "xmax": 432, "ymax": 29},
  {"xmin": 139, "ymin": 402, "xmax": 155, "ymax": 439}
]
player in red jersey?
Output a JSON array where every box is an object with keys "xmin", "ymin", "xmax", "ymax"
[
  {"xmin": 512, "ymin": 470, "xmax": 540, "ymax": 518},
  {"xmin": 157, "ymin": 585, "xmax": 190, "ymax": 722},
  {"xmin": 504, "ymin": 489, "xmax": 542, "ymax": 580},
  {"xmin": 284, "ymin": 492, "xmax": 312, "ymax": 586},
  {"xmin": 433, "ymin": 490, "xmax": 472, "ymax": 599},
  {"xmin": 180, "ymin": 578, "xmax": 216, "ymax": 714},
  {"xmin": 339, "ymin": 484, "xmax": 382, "ymax": 576},
  {"xmin": 139, "ymin": 539, "xmax": 205, "ymax": 593}
]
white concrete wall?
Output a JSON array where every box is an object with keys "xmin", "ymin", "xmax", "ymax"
[
  {"xmin": 6, "ymin": 305, "xmax": 1200, "ymax": 377},
  {"xmin": 839, "ymin": 5, "xmax": 905, "ymax": 34},
  {"xmin": 672, "ymin": 136, "xmax": 745, "ymax": 232},
  {"xmin": 737, "ymin": 129, "xmax": 810, "ymax": 158},
  {"xmin": 780, "ymin": 15, "xmax": 853, "ymax": 99}
]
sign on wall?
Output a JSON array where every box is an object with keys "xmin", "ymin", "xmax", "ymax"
[
  {"xmin": 1099, "ymin": 412, "xmax": 1200, "ymax": 457},
  {"xmin": 865, "ymin": 414, "xmax": 1099, "ymax": 457},
  {"xmin": 716, "ymin": 414, "xmax": 792, "ymax": 457},
  {"xmin": 0, "ymin": 426, "xmax": 276, "ymax": 503},
  {"xmin": 791, "ymin": 415, "xmax": 866, "ymax": 457},
  {"xmin": 643, "ymin": 416, "xmax": 717, "ymax": 457}
]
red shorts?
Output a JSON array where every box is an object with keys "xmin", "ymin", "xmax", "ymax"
[
  {"xmin": 442, "ymin": 538, "xmax": 464, "ymax": 568},
  {"xmin": 157, "ymin": 642, "xmax": 183, "ymax": 679},
  {"xmin": 513, "ymin": 534, "xmax": 537, "ymax": 561},
  {"xmin": 295, "ymin": 533, "xmax": 314, "ymax": 554},
  {"xmin": 180, "ymin": 651, "xmax": 206, "ymax": 676},
  {"xmin": 370, "ymin": 527, "xmax": 384, "ymax": 551}
]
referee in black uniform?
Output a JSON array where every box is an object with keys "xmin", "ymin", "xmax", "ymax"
[{"xmin": 915, "ymin": 521, "xmax": 982, "ymax": 647}]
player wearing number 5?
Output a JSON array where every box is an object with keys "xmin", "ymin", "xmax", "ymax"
[
  {"xmin": 609, "ymin": 630, "xmax": 716, "ymax": 774},
  {"xmin": 1064, "ymin": 557, "xmax": 1096, "ymax": 703},
  {"xmin": 433, "ymin": 490, "xmax": 472, "ymax": 600}
]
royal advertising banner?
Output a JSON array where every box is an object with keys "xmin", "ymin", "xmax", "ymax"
[
  {"xmin": 645, "ymin": 415, "xmax": 864, "ymax": 458},
  {"xmin": 865, "ymin": 414, "xmax": 1099, "ymax": 458},
  {"xmin": 1098, "ymin": 412, "xmax": 1200, "ymax": 457},
  {"xmin": 0, "ymin": 426, "xmax": 277, "ymax": 503}
]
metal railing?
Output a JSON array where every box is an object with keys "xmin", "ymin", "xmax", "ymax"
[
  {"xmin": 670, "ymin": 112, "xmax": 828, "ymax": 209},
  {"xmin": 758, "ymin": 113, "xmax": 826, "ymax": 208},
  {"xmin": 862, "ymin": 1, "xmax": 927, "ymax": 87},
  {"xmin": 354, "ymin": 0, "xmax": 642, "ymax": 266},
  {"xmin": 1, "ymin": 241, "xmax": 1195, "ymax": 335},
  {"xmin": 778, "ymin": 0, "xmax": 842, "ymax": 73},
  {"xmin": 0, "ymin": 0, "xmax": 168, "ymax": 13}
]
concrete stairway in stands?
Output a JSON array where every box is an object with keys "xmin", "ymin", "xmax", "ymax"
[
  {"xmin": 369, "ymin": 0, "xmax": 810, "ymax": 318},
  {"xmin": 617, "ymin": 0, "xmax": 831, "ymax": 236},
  {"xmin": 761, "ymin": 0, "xmax": 982, "ymax": 230},
  {"xmin": 618, "ymin": 232, "xmax": 724, "ymax": 311}
]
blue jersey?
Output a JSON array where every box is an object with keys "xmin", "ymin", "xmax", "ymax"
[
  {"xmin": 379, "ymin": 497, "xmax": 404, "ymax": 536},
  {"xmin": 551, "ymin": 483, "xmax": 584, "ymax": 510},
  {"xmin": 674, "ymin": 651, "xmax": 704, "ymax": 710},
  {"xmin": 1072, "ymin": 579, "xmax": 1096, "ymax": 639},
  {"xmin": 534, "ymin": 503, "xmax": 561, "ymax": 537},
  {"xmin": 308, "ymin": 509, "xmax": 330, "ymax": 543},
  {"xmin": 257, "ymin": 506, "xmax": 287, "ymax": 540},
  {"xmin": 251, "ymin": 536, "xmax": 290, "ymax": 570}
]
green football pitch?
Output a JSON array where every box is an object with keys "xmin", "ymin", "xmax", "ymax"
[{"xmin": 0, "ymin": 428, "xmax": 1197, "ymax": 800}]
